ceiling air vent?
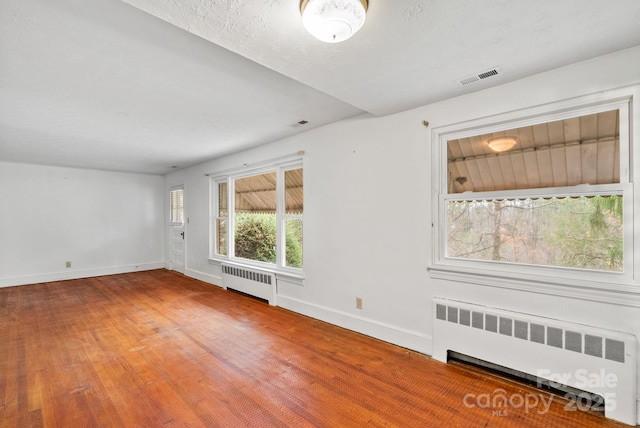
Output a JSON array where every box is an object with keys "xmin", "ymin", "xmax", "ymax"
[{"xmin": 457, "ymin": 66, "xmax": 502, "ymax": 87}]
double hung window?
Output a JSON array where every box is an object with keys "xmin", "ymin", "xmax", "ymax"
[
  {"xmin": 431, "ymin": 90, "xmax": 636, "ymax": 287},
  {"xmin": 212, "ymin": 161, "xmax": 303, "ymax": 271}
]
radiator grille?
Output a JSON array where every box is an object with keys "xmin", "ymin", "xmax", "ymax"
[
  {"xmin": 220, "ymin": 263, "xmax": 276, "ymax": 305},
  {"xmin": 436, "ymin": 303, "xmax": 625, "ymax": 363},
  {"xmin": 222, "ymin": 264, "xmax": 272, "ymax": 285}
]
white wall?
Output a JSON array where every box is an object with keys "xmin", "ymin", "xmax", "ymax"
[
  {"xmin": 167, "ymin": 46, "xmax": 640, "ymax": 420},
  {"xmin": 0, "ymin": 162, "xmax": 164, "ymax": 287}
]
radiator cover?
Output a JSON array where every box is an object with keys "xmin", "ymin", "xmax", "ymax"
[
  {"xmin": 221, "ymin": 263, "xmax": 276, "ymax": 305},
  {"xmin": 432, "ymin": 297, "xmax": 637, "ymax": 425}
]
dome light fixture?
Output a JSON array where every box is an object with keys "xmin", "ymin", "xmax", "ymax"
[
  {"xmin": 487, "ymin": 136, "xmax": 517, "ymax": 153},
  {"xmin": 300, "ymin": 0, "xmax": 368, "ymax": 43}
]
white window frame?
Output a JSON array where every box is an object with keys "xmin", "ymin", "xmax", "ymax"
[
  {"xmin": 209, "ymin": 158, "xmax": 303, "ymax": 276},
  {"xmin": 213, "ymin": 179, "xmax": 228, "ymax": 257},
  {"xmin": 429, "ymin": 87, "xmax": 639, "ymax": 300}
]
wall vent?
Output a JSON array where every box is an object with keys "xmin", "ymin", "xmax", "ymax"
[
  {"xmin": 457, "ymin": 66, "xmax": 501, "ymax": 86},
  {"xmin": 432, "ymin": 297, "xmax": 637, "ymax": 425}
]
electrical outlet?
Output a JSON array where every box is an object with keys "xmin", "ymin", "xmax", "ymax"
[
  {"xmin": 65, "ymin": 261, "xmax": 72, "ymax": 268},
  {"xmin": 355, "ymin": 297, "xmax": 363, "ymax": 309}
]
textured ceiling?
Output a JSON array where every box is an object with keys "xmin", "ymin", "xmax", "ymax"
[
  {"xmin": 121, "ymin": 0, "xmax": 640, "ymax": 115},
  {"xmin": 1, "ymin": 0, "xmax": 640, "ymax": 174}
]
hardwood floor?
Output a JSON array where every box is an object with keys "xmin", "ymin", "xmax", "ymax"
[{"xmin": 0, "ymin": 270, "xmax": 629, "ymax": 427}]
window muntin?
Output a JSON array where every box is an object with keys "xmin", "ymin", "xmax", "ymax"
[
  {"xmin": 433, "ymin": 95, "xmax": 633, "ymax": 282},
  {"xmin": 169, "ymin": 187, "xmax": 184, "ymax": 225},
  {"xmin": 212, "ymin": 162, "xmax": 303, "ymax": 271}
]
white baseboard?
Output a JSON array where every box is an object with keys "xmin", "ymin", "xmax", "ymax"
[
  {"xmin": 183, "ymin": 272, "xmax": 432, "ymax": 355},
  {"xmin": 0, "ymin": 262, "xmax": 165, "ymax": 288},
  {"xmin": 184, "ymin": 268, "xmax": 224, "ymax": 288},
  {"xmin": 277, "ymin": 294, "xmax": 433, "ymax": 356}
]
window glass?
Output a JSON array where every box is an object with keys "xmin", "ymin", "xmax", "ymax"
[
  {"xmin": 442, "ymin": 107, "xmax": 627, "ymax": 273},
  {"xmin": 233, "ymin": 172, "xmax": 277, "ymax": 264},
  {"xmin": 169, "ymin": 188, "xmax": 184, "ymax": 225},
  {"xmin": 447, "ymin": 195, "xmax": 623, "ymax": 271},
  {"xmin": 284, "ymin": 168, "xmax": 303, "ymax": 268},
  {"xmin": 447, "ymin": 110, "xmax": 620, "ymax": 193},
  {"xmin": 285, "ymin": 168, "xmax": 304, "ymax": 214}
]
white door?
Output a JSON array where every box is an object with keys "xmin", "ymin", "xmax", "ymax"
[{"xmin": 169, "ymin": 186, "xmax": 185, "ymax": 274}]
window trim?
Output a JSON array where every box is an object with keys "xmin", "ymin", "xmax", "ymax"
[
  {"xmin": 209, "ymin": 157, "xmax": 303, "ymax": 276},
  {"xmin": 429, "ymin": 87, "xmax": 638, "ymax": 300}
]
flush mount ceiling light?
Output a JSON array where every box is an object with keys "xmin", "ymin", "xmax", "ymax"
[
  {"xmin": 300, "ymin": 0, "xmax": 368, "ymax": 43},
  {"xmin": 487, "ymin": 136, "xmax": 517, "ymax": 153}
]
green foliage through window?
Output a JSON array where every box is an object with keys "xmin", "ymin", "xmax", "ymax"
[
  {"xmin": 234, "ymin": 213, "xmax": 303, "ymax": 268},
  {"xmin": 285, "ymin": 219, "xmax": 303, "ymax": 268},
  {"xmin": 447, "ymin": 195, "xmax": 623, "ymax": 271}
]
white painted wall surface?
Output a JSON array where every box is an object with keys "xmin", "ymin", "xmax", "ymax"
[
  {"xmin": 0, "ymin": 162, "xmax": 164, "ymax": 287},
  {"xmin": 165, "ymin": 46, "xmax": 640, "ymax": 421}
]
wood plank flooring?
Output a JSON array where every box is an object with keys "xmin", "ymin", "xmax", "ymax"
[{"xmin": 0, "ymin": 270, "xmax": 629, "ymax": 427}]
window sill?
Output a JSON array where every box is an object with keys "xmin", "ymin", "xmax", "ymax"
[{"xmin": 428, "ymin": 264, "xmax": 640, "ymax": 308}]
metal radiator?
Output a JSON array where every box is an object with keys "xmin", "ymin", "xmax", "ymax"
[
  {"xmin": 432, "ymin": 297, "xmax": 637, "ymax": 425},
  {"xmin": 221, "ymin": 263, "xmax": 276, "ymax": 305}
]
